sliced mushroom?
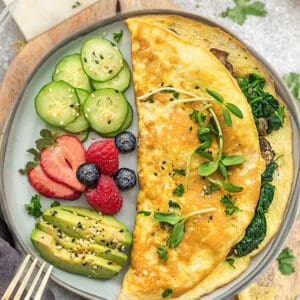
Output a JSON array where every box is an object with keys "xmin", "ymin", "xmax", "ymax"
[
  {"xmin": 259, "ymin": 138, "xmax": 274, "ymax": 165},
  {"xmin": 210, "ymin": 48, "xmax": 234, "ymax": 74},
  {"xmin": 258, "ymin": 117, "xmax": 268, "ymax": 136}
]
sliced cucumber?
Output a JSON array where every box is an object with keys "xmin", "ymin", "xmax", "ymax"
[
  {"xmin": 101, "ymin": 102, "xmax": 133, "ymax": 137},
  {"xmin": 63, "ymin": 114, "xmax": 89, "ymax": 133},
  {"xmin": 81, "ymin": 37, "xmax": 123, "ymax": 82},
  {"xmin": 92, "ymin": 60, "xmax": 131, "ymax": 92},
  {"xmin": 64, "ymin": 88, "xmax": 90, "ymax": 133},
  {"xmin": 121, "ymin": 102, "xmax": 133, "ymax": 131},
  {"xmin": 75, "ymin": 88, "xmax": 89, "ymax": 105},
  {"xmin": 35, "ymin": 81, "xmax": 79, "ymax": 127},
  {"xmin": 84, "ymin": 89, "xmax": 128, "ymax": 135},
  {"xmin": 52, "ymin": 54, "xmax": 92, "ymax": 91}
]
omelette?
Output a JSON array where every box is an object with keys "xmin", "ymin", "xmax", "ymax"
[{"xmin": 119, "ymin": 16, "xmax": 293, "ymax": 300}]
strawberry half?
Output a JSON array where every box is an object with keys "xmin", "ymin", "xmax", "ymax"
[
  {"xmin": 40, "ymin": 135, "xmax": 86, "ymax": 192},
  {"xmin": 28, "ymin": 164, "xmax": 81, "ymax": 200}
]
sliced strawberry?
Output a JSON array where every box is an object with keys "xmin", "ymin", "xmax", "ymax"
[
  {"xmin": 28, "ymin": 164, "xmax": 81, "ymax": 200},
  {"xmin": 40, "ymin": 135, "xmax": 86, "ymax": 192}
]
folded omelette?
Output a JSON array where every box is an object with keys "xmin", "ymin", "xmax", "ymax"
[{"xmin": 119, "ymin": 16, "xmax": 293, "ymax": 300}]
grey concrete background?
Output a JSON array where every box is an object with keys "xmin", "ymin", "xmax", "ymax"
[{"xmin": 0, "ymin": 0, "xmax": 299, "ymax": 299}]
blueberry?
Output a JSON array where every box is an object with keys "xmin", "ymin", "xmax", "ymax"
[
  {"xmin": 114, "ymin": 131, "xmax": 136, "ymax": 153},
  {"xmin": 76, "ymin": 163, "xmax": 100, "ymax": 187},
  {"xmin": 114, "ymin": 168, "xmax": 137, "ymax": 190}
]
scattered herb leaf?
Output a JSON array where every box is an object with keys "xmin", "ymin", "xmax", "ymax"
[
  {"xmin": 221, "ymin": 194, "xmax": 241, "ymax": 216},
  {"xmin": 172, "ymin": 168, "xmax": 186, "ymax": 176},
  {"xmin": 221, "ymin": 0, "xmax": 267, "ymax": 25},
  {"xmin": 225, "ymin": 102, "xmax": 243, "ymax": 118},
  {"xmin": 225, "ymin": 257, "xmax": 236, "ymax": 268},
  {"xmin": 50, "ymin": 200, "xmax": 61, "ymax": 208},
  {"xmin": 154, "ymin": 212, "xmax": 182, "ymax": 225},
  {"xmin": 113, "ymin": 30, "xmax": 123, "ymax": 43},
  {"xmin": 157, "ymin": 244, "xmax": 168, "ymax": 262},
  {"xmin": 72, "ymin": 1, "xmax": 81, "ymax": 9},
  {"xmin": 283, "ymin": 72, "xmax": 300, "ymax": 111},
  {"xmin": 221, "ymin": 155, "xmax": 245, "ymax": 166},
  {"xmin": 206, "ymin": 88, "xmax": 224, "ymax": 103},
  {"xmin": 167, "ymin": 220, "xmax": 185, "ymax": 248},
  {"xmin": 208, "ymin": 177, "xmax": 244, "ymax": 193},
  {"xmin": 198, "ymin": 161, "xmax": 219, "ymax": 177},
  {"xmin": 256, "ymin": 183, "xmax": 275, "ymax": 213},
  {"xmin": 277, "ymin": 247, "xmax": 296, "ymax": 275},
  {"xmin": 162, "ymin": 289, "xmax": 173, "ymax": 298},
  {"xmin": 25, "ymin": 194, "xmax": 42, "ymax": 218},
  {"xmin": 168, "ymin": 200, "xmax": 181, "ymax": 209},
  {"xmin": 137, "ymin": 210, "xmax": 151, "ymax": 216},
  {"xmin": 222, "ymin": 107, "xmax": 232, "ymax": 127},
  {"xmin": 204, "ymin": 183, "xmax": 221, "ymax": 195},
  {"xmin": 173, "ymin": 183, "xmax": 184, "ymax": 197}
]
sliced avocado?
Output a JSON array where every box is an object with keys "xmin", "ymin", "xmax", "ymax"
[
  {"xmin": 57, "ymin": 206, "xmax": 128, "ymax": 230},
  {"xmin": 31, "ymin": 229, "xmax": 121, "ymax": 279},
  {"xmin": 43, "ymin": 207, "xmax": 132, "ymax": 250},
  {"xmin": 36, "ymin": 219, "xmax": 127, "ymax": 266}
]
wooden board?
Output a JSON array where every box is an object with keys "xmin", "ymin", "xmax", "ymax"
[{"xmin": 0, "ymin": 0, "xmax": 298, "ymax": 299}]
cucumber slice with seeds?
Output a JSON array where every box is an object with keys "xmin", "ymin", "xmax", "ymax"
[
  {"xmin": 81, "ymin": 37, "xmax": 123, "ymax": 82},
  {"xmin": 53, "ymin": 54, "xmax": 92, "ymax": 91},
  {"xmin": 101, "ymin": 102, "xmax": 133, "ymax": 137},
  {"xmin": 35, "ymin": 81, "xmax": 79, "ymax": 127},
  {"xmin": 84, "ymin": 89, "xmax": 128, "ymax": 135},
  {"xmin": 75, "ymin": 88, "xmax": 89, "ymax": 105},
  {"xmin": 64, "ymin": 89, "xmax": 90, "ymax": 133},
  {"xmin": 92, "ymin": 60, "xmax": 131, "ymax": 92}
]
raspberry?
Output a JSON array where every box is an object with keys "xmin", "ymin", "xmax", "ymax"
[
  {"xmin": 86, "ymin": 175, "xmax": 122, "ymax": 215},
  {"xmin": 86, "ymin": 139, "xmax": 119, "ymax": 176}
]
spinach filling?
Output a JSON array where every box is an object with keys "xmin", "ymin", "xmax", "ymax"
[
  {"xmin": 233, "ymin": 74, "xmax": 283, "ymax": 257},
  {"xmin": 238, "ymin": 74, "xmax": 285, "ymax": 135}
]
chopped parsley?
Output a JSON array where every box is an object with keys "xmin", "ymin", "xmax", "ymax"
[
  {"xmin": 172, "ymin": 184, "xmax": 184, "ymax": 197},
  {"xmin": 162, "ymin": 288, "xmax": 173, "ymax": 298},
  {"xmin": 277, "ymin": 247, "xmax": 296, "ymax": 275},
  {"xmin": 283, "ymin": 72, "xmax": 300, "ymax": 111},
  {"xmin": 221, "ymin": 0, "xmax": 267, "ymax": 25},
  {"xmin": 172, "ymin": 168, "xmax": 186, "ymax": 176},
  {"xmin": 225, "ymin": 257, "xmax": 236, "ymax": 268},
  {"xmin": 168, "ymin": 200, "xmax": 181, "ymax": 209},
  {"xmin": 50, "ymin": 200, "xmax": 61, "ymax": 208},
  {"xmin": 220, "ymin": 194, "xmax": 241, "ymax": 216},
  {"xmin": 157, "ymin": 244, "xmax": 168, "ymax": 262},
  {"xmin": 137, "ymin": 210, "xmax": 151, "ymax": 216},
  {"xmin": 25, "ymin": 194, "xmax": 42, "ymax": 218},
  {"xmin": 72, "ymin": 1, "xmax": 81, "ymax": 8},
  {"xmin": 113, "ymin": 30, "xmax": 123, "ymax": 43}
]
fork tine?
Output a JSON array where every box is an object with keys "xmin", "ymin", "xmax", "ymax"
[
  {"xmin": 33, "ymin": 265, "xmax": 53, "ymax": 300},
  {"xmin": 13, "ymin": 258, "xmax": 38, "ymax": 300},
  {"xmin": 1, "ymin": 255, "xmax": 31, "ymax": 300},
  {"xmin": 23, "ymin": 262, "xmax": 46, "ymax": 300}
]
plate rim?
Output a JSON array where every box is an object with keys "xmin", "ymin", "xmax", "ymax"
[{"xmin": 0, "ymin": 8, "xmax": 300, "ymax": 300}]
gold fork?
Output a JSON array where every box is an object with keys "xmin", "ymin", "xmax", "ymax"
[{"xmin": 1, "ymin": 255, "xmax": 53, "ymax": 300}]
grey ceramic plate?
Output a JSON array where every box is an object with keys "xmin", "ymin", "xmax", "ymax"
[{"xmin": 1, "ymin": 10, "xmax": 300, "ymax": 300}]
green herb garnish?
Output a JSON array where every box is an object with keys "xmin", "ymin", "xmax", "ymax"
[
  {"xmin": 277, "ymin": 247, "xmax": 296, "ymax": 275},
  {"xmin": 168, "ymin": 200, "xmax": 181, "ymax": 209},
  {"xmin": 113, "ymin": 30, "xmax": 123, "ymax": 43},
  {"xmin": 173, "ymin": 184, "xmax": 184, "ymax": 197},
  {"xmin": 25, "ymin": 194, "xmax": 42, "ymax": 218},
  {"xmin": 137, "ymin": 211, "xmax": 151, "ymax": 216},
  {"xmin": 72, "ymin": 1, "xmax": 81, "ymax": 9},
  {"xmin": 50, "ymin": 200, "xmax": 61, "ymax": 207},
  {"xmin": 154, "ymin": 208, "xmax": 216, "ymax": 248},
  {"xmin": 220, "ymin": 195, "xmax": 241, "ymax": 216},
  {"xmin": 225, "ymin": 257, "xmax": 236, "ymax": 268},
  {"xmin": 221, "ymin": 0, "xmax": 267, "ymax": 25},
  {"xmin": 162, "ymin": 289, "xmax": 173, "ymax": 298},
  {"xmin": 172, "ymin": 168, "xmax": 186, "ymax": 176},
  {"xmin": 157, "ymin": 244, "xmax": 168, "ymax": 262},
  {"xmin": 283, "ymin": 72, "xmax": 300, "ymax": 111}
]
